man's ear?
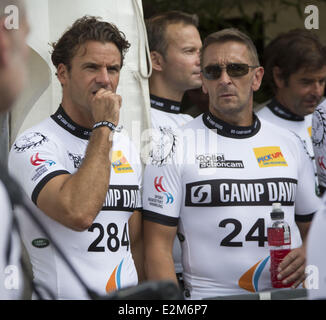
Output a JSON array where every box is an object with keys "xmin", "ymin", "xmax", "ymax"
[
  {"xmin": 252, "ymin": 66, "xmax": 264, "ymax": 92},
  {"xmin": 56, "ymin": 63, "xmax": 68, "ymax": 86},
  {"xmin": 150, "ymin": 51, "xmax": 164, "ymax": 72},
  {"xmin": 272, "ymin": 66, "xmax": 285, "ymax": 89},
  {"xmin": 0, "ymin": 18, "xmax": 10, "ymax": 67}
]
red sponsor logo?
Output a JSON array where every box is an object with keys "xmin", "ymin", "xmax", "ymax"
[
  {"xmin": 318, "ymin": 156, "xmax": 326, "ymax": 171},
  {"xmin": 154, "ymin": 176, "xmax": 166, "ymax": 192},
  {"xmin": 153, "ymin": 176, "xmax": 174, "ymax": 204},
  {"xmin": 30, "ymin": 153, "xmax": 46, "ymax": 166}
]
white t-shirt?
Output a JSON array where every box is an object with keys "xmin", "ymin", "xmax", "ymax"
[
  {"xmin": 257, "ymin": 99, "xmax": 313, "ymax": 156},
  {"xmin": 257, "ymin": 99, "xmax": 317, "ymax": 190},
  {"xmin": 150, "ymin": 94, "xmax": 193, "ymax": 274},
  {"xmin": 0, "ymin": 180, "xmax": 23, "ymax": 299},
  {"xmin": 8, "ymin": 106, "xmax": 142, "ymax": 299},
  {"xmin": 143, "ymin": 112, "xmax": 321, "ymax": 299}
]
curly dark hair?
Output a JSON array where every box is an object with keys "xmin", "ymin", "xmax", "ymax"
[
  {"xmin": 263, "ymin": 29, "xmax": 326, "ymax": 93},
  {"xmin": 51, "ymin": 15, "xmax": 130, "ymax": 71}
]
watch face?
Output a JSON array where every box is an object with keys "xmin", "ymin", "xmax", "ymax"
[
  {"xmin": 149, "ymin": 127, "xmax": 177, "ymax": 167},
  {"xmin": 312, "ymin": 108, "xmax": 326, "ymax": 147},
  {"xmin": 13, "ymin": 132, "xmax": 48, "ymax": 152}
]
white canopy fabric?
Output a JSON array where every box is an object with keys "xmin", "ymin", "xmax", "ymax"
[{"xmin": 10, "ymin": 0, "xmax": 151, "ymax": 156}]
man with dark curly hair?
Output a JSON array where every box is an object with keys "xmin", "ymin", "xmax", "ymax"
[
  {"xmin": 8, "ymin": 16, "xmax": 144, "ymax": 299},
  {"xmin": 257, "ymin": 29, "xmax": 326, "ymax": 195}
]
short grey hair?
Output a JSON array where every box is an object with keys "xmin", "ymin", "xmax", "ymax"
[
  {"xmin": 201, "ymin": 28, "xmax": 260, "ymax": 68},
  {"xmin": 146, "ymin": 10, "xmax": 199, "ymax": 58}
]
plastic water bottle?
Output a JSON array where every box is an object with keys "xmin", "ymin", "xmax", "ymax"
[{"xmin": 267, "ymin": 203, "xmax": 293, "ymax": 288}]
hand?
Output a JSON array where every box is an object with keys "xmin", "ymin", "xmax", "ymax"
[
  {"xmin": 91, "ymin": 88, "xmax": 122, "ymax": 126},
  {"xmin": 277, "ymin": 246, "xmax": 306, "ymax": 288}
]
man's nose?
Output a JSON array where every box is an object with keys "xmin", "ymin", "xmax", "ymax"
[
  {"xmin": 195, "ymin": 50, "xmax": 201, "ymax": 66},
  {"xmin": 96, "ymin": 68, "xmax": 111, "ymax": 87},
  {"xmin": 218, "ymin": 68, "xmax": 232, "ymax": 85},
  {"xmin": 312, "ymin": 81, "xmax": 325, "ymax": 97}
]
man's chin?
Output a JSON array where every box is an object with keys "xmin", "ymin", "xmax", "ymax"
[
  {"xmin": 188, "ymin": 78, "xmax": 203, "ymax": 89},
  {"xmin": 302, "ymin": 102, "xmax": 320, "ymax": 115}
]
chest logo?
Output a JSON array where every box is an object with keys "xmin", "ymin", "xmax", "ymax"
[
  {"xmin": 196, "ymin": 153, "xmax": 244, "ymax": 169},
  {"xmin": 253, "ymin": 146, "xmax": 287, "ymax": 168},
  {"xmin": 111, "ymin": 151, "xmax": 133, "ymax": 173},
  {"xmin": 190, "ymin": 184, "xmax": 212, "ymax": 204}
]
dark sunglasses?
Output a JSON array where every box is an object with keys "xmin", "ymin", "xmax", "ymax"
[{"xmin": 202, "ymin": 63, "xmax": 259, "ymax": 80}]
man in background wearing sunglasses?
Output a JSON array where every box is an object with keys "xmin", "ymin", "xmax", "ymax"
[
  {"xmin": 145, "ymin": 11, "xmax": 202, "ymax": 287},
  {"xmin": 257, "ymin": 30, "xmax": 326, "ymax": 195},
  {"xmin": 142, "ymin": 28, "xmax": 321, "ymax": 299}
]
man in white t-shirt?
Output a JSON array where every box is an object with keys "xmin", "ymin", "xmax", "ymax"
[
  {"xmin": 9, "ymin": 16, "xmax": 143, "ymax": 299},
  {"xmin": 257, "ymin": 29, "xmax": 326, "ymax": 193},
  {"xmin": 0, "ymin": 0, "xmax": 29, "ymax": 300},
  {"xmin": 145, "ymin": 11, "xmax": 202, "ymax": 285},
  {"xmin": 143, "ymin": 28, "xmax": 321, "ymax": 299}
]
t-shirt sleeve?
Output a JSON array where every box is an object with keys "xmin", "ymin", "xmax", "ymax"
[
  {"xmin": 142, "ymin": 129, "xmax": 183, "ymax": 227},
  {"xmin": 8, "ymin": 131, "xmax": 70, "ymax": 204},
  {"xmin": 312, "ymin": 101, "xmax": 326, "ymax": 190},
  {"xmin": 293, "ymin": 133, "xmax": 322, "ymax": 221}
]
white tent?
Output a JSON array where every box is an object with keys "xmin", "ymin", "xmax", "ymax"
[{"xmin": 8, "ymin": 0, "xmax": 151, "ymax": 158}]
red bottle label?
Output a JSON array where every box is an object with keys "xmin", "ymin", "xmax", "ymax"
[{"xmin": 267, "ymin": 228, "xmax": 291, "ymax": 246}]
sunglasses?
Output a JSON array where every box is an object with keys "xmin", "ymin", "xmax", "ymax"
[{"xmin": 202, "ymin": 63, "xmax": 259, "ymax": 80}]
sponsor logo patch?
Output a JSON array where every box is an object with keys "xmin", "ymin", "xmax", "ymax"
[
  {"xmin": 312, "ymin": 107, "xmax": 326, "ymax": 147},
  {"xmin": 13, "ymin": 132, "xmax": 48, "ymax": 153},
  {"xmin": 253, "ymin": 147, "xmax": 287, "ymax": 168},
  {"xmin": 190, "ymin": 184, "xmax": 212, "ymax": 204},
  {"xmin": 318, "ymin": 156, "xmax": 326, "ymax": 171},
  {"xmin": 196, "ymin": 153, "xmax": 244, "ymax": 169},
  {"xmin": 111, "ymin": 151, "xmax": 133, "ymax": 173},
  {"xmin": 149, "ymin": 127, "xmax": 177, "ymax": 167},
  {"xmin": 147, "ymin": 176, "xmax": 174, "ymax": 209},
  {"xmin": 30, "ymin": 153, "xmax": 56, "ymax": 182},
  {"xmin": 185, "ymin": 178, "xmax": 297, "ymax": 207},
  {"xmin": 32, "ymin": 238, "xmax": 50, "ymax": 248},
  {"xmin": 30, "ymin": 152, "xmax": 55, "ymax": 167},
  {"xmin": 68, "ymin": 152, "xmax": 84, "ymax": 169}
]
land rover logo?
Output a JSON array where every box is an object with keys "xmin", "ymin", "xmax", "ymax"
[{"xmin": 32, "ymin": 238, "xmax": 50, "ymax": 248}]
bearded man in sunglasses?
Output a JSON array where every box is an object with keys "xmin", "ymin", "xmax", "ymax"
[{"xmin": 142, "ymin": 28, "xmax": 321, "ymax": 299}]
